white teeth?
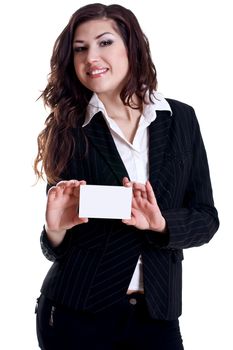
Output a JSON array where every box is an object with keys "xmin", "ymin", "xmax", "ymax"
[{"xmin": 88, "ymin": 68, "xmax": 107, "ymax": 75}]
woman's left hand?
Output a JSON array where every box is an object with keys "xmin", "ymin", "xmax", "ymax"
[{"xmin": 122, "ymin": 177, "xmax": 166, "ymax": 233}]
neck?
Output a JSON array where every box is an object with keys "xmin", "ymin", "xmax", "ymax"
[{"xmin": 97, "ymin": 92, "xmax": 142, "ymax": 121}]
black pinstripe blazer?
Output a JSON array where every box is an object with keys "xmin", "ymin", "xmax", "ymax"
[{"xmin": 40, "ymin": 98, "xmax": 219, "ymax": 320}]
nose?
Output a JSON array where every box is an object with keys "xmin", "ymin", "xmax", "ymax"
[{"xmin": 86, "ymin": 46, "xmax": 99, "ymax": 64}]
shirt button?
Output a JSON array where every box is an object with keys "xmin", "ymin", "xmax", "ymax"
[{"xmin": 129, "ymin": 298, "xmax": 137, "ymax": 305}]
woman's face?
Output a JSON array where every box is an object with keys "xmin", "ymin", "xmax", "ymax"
[{"xmin": 73, "ymin": 18, "xmax": 129, "ymax": 99}]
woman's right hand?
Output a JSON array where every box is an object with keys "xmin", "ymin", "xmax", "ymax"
[{"xmin": 45, "ymin": 180, "xmax": 88, "ymax": 247}]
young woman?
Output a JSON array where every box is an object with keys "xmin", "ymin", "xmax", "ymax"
[{"xmin": 34, "ymin": 3, "xmax": 219, "ymax": 349}]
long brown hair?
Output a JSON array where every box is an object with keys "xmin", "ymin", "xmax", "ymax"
[{"xmin": 34, "ymin": 3, "xmax": 157, "ymax": 184}]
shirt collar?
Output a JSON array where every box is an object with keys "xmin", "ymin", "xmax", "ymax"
[{"xmin": 83, "ymin": 91, "xmax": 172, "ymax": 127}]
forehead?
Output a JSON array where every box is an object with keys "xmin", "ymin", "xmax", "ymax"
[{"xmin": 73, "ymin": 18, "xmax": 120, "ymax": 40}]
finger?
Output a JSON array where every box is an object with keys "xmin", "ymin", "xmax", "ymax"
[
  {"xmin": 133, "ymin": 188, "xmax": 142, "ymax": 199},
  {"xmin": 132, "ymin": 182, "xmax": 146, "ymax": 191},
  {"xmin": 69, "ymin": 179, "xmax": 86, "ymax": 188},
  {"xmin": 141, "ymin": 190, "xmax": 147, "ymax": 199},
  {"xmin": 133, "ymin": 183, "xmax": 148, "ymax": 198},
  {"xmin": 56, "ymin": 180, "xmax": 84, "ymax": 195},
  {"xmin": 54, "ymin": 181, "xmax": 69, "ymax": 196},
  {"xmin": 56, "ymin": 180, "xmax": 80, "ymax": 190},
  {"xmin": 122, "ymin": 219, "xmax": 131, "ymax": 225},
  {"xmin": 146, "ymin": 181, "xmax": 157, "ymax": 205},
  {"xmin": 122, "ymin": 217, "xmax": 135, "ymax": 226},
  {"xmin": 72, "ymin": 180, "xmax": 86, "ymax": 197},
  {"xmin": 131, "ymin": 197, "xmax": 140, "ymax": 209},
  {"xmin": 133, "ymin": 184, "xmax": 147, "ymax": 199},
  {"xmin": 56, "ymin": 180, "xmax": 69, "ymax": 188},
  {"xmin": 70, "ymin": 216, "xmax": 89, "ymax": 227},
  {"xmin": 73, "ymin": 180, "xmax": 87, "ymax": 197},
  {"xmin": 47, "ymin": 186, "xmax": 58, "ymax": 200},
  {"xmin": 122, "ymin": 206, "xmax": 139, "ymax": 225},
  {"xmin": 122, "ymin": 177, "xmax": 129, "ymax": 185},
  {"xmin": 123, "ymin": 177, "xmax": 133, "ymax": 187},
  {"xmin": 79, "ymin": 180, "xmax": 87, "ymax": 186},
  {"xmin": 133, "ymin": 185, "xmax": 147, "ymax": 198},
  {"xmin": 78, "ymin": 217, "xmax": 89, "ymax": 224}
]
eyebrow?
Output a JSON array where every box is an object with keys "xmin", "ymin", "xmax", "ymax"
[{"xmin": 73, "ymin": 32, "xmax": 114, "ymax": 43}]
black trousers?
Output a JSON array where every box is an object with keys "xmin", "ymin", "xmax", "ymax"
[{"xmin": 36, "ymin": 293, "xmax": 184, "ymax": 350}]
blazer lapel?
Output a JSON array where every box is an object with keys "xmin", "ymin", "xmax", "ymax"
[
  {"xmin": 149, "ymin": 110, "xmax": 173, "ymax": 193},
  {"xmin": 83, "ymin": 110, "xmax": 172, "ymax": 188},
  {"xmin": 83, "ymin": 111, "xmax": 129, "ymax": 184}
]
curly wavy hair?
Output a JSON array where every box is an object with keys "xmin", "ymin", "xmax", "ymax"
[{"xmin": 34, "ymin": 3, "xmax": 157, "ymax": 184}]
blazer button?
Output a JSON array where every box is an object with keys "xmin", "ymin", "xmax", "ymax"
[{"xmin": 129, "ymin": 298, "xmax": 137, "ymax": 305}]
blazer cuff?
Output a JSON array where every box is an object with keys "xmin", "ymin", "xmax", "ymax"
[
  {"xmin": 144, "ymin": 206, "xmax": 219, "ymax": 249},
  {"xmin": 40, "ymin": 226, "xmax": 72, "ymax": 261},
  {"xmin": 144, "ymin": 228, "xmax": 169, "ymax": 247}
]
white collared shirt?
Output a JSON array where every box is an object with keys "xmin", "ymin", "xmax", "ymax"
[{"xmin": 83, "ymin": 92, "xmax": 172, "ymax": 291}]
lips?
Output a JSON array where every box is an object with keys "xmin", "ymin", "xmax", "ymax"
[{"xmin": 87, "ymin": 67, "xmax": 109, "ymax": 77}]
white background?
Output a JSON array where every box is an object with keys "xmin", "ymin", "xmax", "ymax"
[{"xmin": 0, "ymin": 0, "xmax": 232, "ymax": 348}]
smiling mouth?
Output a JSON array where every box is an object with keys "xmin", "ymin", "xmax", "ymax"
[{"xmin": 87, "ymin": 68, "xmax": 109, "ymax": 77}]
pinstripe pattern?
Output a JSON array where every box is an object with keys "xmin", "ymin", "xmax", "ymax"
[
  {"xmin": 40, "ymin": 99, "xmax": 219, "ymax": 320},
  {"xmin": 83, "ymin": 111, "xmax": 130, "ymax": 184}
]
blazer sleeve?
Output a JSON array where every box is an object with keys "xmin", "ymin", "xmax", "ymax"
[
  {"xmin": 39, "ymin": 183, "xmax": 73, "ymax": 262},
  {"xmin": 146, "ymin": 106, "xmax": 219, "ymax": 249},
  {"xmin": 40, "ymin": 226, "xmax": 73, "ymax": 261}
]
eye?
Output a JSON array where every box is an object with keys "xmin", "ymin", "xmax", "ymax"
[
  {"xmin": 99, "ymin": 39, "xmax": 113, "ymax": 47},
  {"xmin": 73, "ymin": 46, "xmax": 86, "ymax": 53}
]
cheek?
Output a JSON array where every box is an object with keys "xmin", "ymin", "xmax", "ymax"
[
  {"xmin": 74, "ymin": 60, "xmax": 83, "ymax": 80},
  {"xmin": 115, "ymin": 48, "xmax": 129, "ymax": 71}
]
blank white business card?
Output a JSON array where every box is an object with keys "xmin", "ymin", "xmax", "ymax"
[{"xmin": 79, "ymin": 185, "xmax": 132, "ymax": 219}]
